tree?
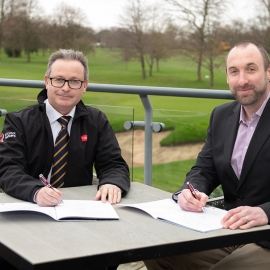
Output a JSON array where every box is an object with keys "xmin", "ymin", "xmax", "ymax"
[
  {"xmin": 2, "ymin": 0, "xmax": 43, "ymax": 61},
  {"xmin": 144, "ymin": 6, "xmax": 172, "ymax": 76},
  {"xmin": 154, "ymin": 22, "xmax": 178, "ymax": 72},
  {"xmin": 49, "ymin": 4, "xmax": 94, "ymax": 54},
  {"xmin": 2, "ymin": 0, "xmax": 25, "ymax": 58},
  {"xmin": 164, "ymin": 0, "xmax": 228, "ymax": 82},
  {"xmin": 202, "ymin": 23, "xmax": 223, "ymax": 87},
  {"xmin": 120, "ymin": 0, "xmax": 151, "ymax": 79},
  {"xmin": 0, "ymin": 0, "xmax": 10, "ymax": 51},
  {"xmin": 254, "ymin": 0, "xmax": 270, "ymax": 51},
  {"xmin": 20, "ymin": 0, "xmax": 42, "ymax": 62},
  {"xmin": 145, "ymin": 30, "xmax": 173, "ymax": 75},
  {"xmin": 120, "ymin": 0, "xmax": 172, "ymax": 79},
  {"xmin": 2, "ymin": 1, "xmax": 94, "ymax": 60}
]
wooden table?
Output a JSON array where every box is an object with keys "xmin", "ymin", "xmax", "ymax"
[{"xmin": 0, "ymin": 182, "xmax": 270, "ymax": 270}]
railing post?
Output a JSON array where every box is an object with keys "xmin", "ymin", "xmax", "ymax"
[{"xmin": 140, "ymin": 94, "xmax": 152, "ymax": 186}]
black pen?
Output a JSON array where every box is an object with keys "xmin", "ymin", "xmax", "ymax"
[{"xmin": 39, "ymin": 174, "xmax": 64, "ymax": 203}]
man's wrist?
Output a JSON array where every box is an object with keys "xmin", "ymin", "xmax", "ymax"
[{"xmin": 33, "ymin": 188, "xmax": 42, "ymax": 203}]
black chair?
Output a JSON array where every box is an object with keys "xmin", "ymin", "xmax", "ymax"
[{"xmin": 207, "ymin": 196, "xmax": 225, "ymax": 209}]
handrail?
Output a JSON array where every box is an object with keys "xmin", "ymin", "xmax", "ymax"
[
  {"xmin": 0, "ymin": 78, "xmax": 234, "ymax": 98},
  {"xmin": 0, "ymin": 78, "xmax": 235, "ymax": 186}
]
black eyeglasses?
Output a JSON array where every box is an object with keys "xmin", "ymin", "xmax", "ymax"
[{"xmin": 49, "ymin": 77, "xmax": 85, "ymax": 89}]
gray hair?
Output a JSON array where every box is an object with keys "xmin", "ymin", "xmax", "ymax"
[{"xmin": 45, "ymin": 49, "xmax": 89, "ymax": 80}]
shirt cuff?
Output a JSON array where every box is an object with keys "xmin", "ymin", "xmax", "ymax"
[
  {"xmin": 172, "ymin": 191, "xmax": 181, "ymax": 202},
  {"xmin": 33, "ymin": 189, "xmax": 41, "ymax": 203}
]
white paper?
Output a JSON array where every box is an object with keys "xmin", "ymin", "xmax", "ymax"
[
  {"xmin": 0, "ymin": 200, "xmax": 119, "ymax": 221},
  {"xmin": 55, "ymin": 200, "xmax": 119, "ymax": 220},
  {"xmin": 120, "ymin": 199, "xmax": 227, "ymax": 233}
]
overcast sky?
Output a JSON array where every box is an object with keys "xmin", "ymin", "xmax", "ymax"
[
  {"xmin": 39, "ymin": 0, "xmax": 261, "ymax": 31},
  {"xmin": 39, "ymin": 0, "xmax": 130, "ymax": 30}
]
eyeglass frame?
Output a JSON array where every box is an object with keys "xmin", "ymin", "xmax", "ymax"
[{"xmin": 48, "ymin": 77, "xmax": 85, "ymax": 89}]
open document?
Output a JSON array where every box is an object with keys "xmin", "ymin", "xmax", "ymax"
[
  {"xmin": 120, "ymin": 199, "xmax": 227, "ymax": 232},
  {"xmin": 0, "ymin": 200, "xmax": 119, "ymax": 221}
]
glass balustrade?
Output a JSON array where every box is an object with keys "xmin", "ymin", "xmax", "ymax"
[{"xmin": 0, "ymin": 97, "xmax": 37, "ymax": 128}]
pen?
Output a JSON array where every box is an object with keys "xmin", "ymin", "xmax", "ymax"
[
  {"xmin": 187, "ymin": 182, "xmax": 204, "ymax": 212},
  {"xmin": 39, "ymin": 174, "xmax": 63, "ymax": 203}
]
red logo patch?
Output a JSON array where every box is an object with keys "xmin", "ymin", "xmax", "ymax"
[
  {"xmin": 0, "ymin": 133, "xmax": 4, "ymax": 143},
  {"xmin": 81, "ymin": 134, "xmax": 88, "ymax": 142}
]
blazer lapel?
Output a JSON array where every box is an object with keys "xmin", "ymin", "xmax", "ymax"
[
  {"xmin": 224, "ymin": 103, "xmax": 241, "ymax": 183},
  {"xmin": 240, "ymin": 99, "xmax": 270, "ymax": 183}
]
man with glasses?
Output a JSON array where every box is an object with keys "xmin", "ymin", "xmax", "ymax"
[{"xmin": 0, "ymin": 49, "xmax": 130, "ymax": 208}]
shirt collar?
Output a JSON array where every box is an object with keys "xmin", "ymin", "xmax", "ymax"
[
  {"xmin": 240, "ymin": 92, "xmax": 270, "ymax": 123},
  {"xmin": 44, "ymin": 99, "xmax": 76, "ymax": 124}
]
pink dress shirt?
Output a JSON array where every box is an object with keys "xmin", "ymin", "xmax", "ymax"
[{"xmin": 231, "ymin": 94, "xmax": 270, "ymax": 179}]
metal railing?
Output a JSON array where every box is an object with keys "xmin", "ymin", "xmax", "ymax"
[
  {"xmin": 0, "ymin": 109, "xmax": 7, "ymax": 116},
  {"xmin": 0, "ymin": 78, "xmax": 235, "ymax": 186}
]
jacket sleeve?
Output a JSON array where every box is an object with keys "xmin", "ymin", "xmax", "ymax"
[
  {"xmin": 93, "ymin": 111, "xmax": 130, "ymax": 196},
  {"xmin": 0, "ymin": 113, "xmax": 43, "ymax": 202},
  {"xmin": 172, "ymin": 108, "xmax": 220, "ymax": 201}
]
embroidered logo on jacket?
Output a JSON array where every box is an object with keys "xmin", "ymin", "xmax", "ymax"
[
  {"xmin": 4, "ymin": 132, "xmax": 16, "ymax": 139},
  {"xmin": 0, "ymin": 133, "xmax": 4, "ymax": 143},
  {"xmin": 81, "ymin": 134, "xmax": 88, "ymax": 142}
]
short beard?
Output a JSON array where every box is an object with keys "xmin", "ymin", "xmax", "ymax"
[{"xmin": 233, "ymin": 83, "xmax": 268, "ymax": 106}]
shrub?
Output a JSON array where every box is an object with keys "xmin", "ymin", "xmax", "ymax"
[{"xmin": 4, "ymin": 48, "xmax": 22, "ymax": 57}]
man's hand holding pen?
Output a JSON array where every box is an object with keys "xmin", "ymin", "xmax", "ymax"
[
  {"xmin": 35, "ymin": 174, "xmax": 62, "ymax": 206},
  {"xmin": 177, "ymin": 183, "xmax": 208, "ymax": 212},
  {"xmin": 35, "ymin": 187, "xmax": 63, "ymax": 207}
]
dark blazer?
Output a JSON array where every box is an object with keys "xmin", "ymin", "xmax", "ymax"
[
  {"xmin": 173, "ymin": 99, "xmax": 270, "ymax": 248},
  {"xmin": 0, "ymin": 89, "xmax": 130, "ymax": 202}
]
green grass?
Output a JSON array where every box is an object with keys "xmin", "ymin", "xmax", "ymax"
[
  {"xmin": 132, "ymin": 159, "xmax": 223, "ymax": 197},
  {"xmin": 0, "ymin": 47, "xmax": 230, "ymax": 86},
  {"xmin": 87, "ymin": 49, "xmax": 230, "ymax": 89},
  {"xmin": 133, "ymin": 159, "xmax": 196, "ymax": 192}
]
